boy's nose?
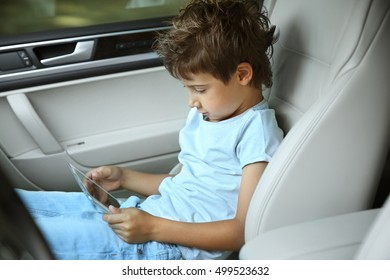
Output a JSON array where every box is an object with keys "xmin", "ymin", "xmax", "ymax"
[{"xmin": 188, "ymin": 94, "xmax": 200, "ymax": 108}]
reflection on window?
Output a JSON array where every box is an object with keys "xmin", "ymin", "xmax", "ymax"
[{"xmin": 0, "ymin": 0, "xmax": 188, "ymax": 36}]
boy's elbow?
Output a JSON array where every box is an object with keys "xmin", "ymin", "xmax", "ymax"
[{"xmin": 230, "ymin": 218, "xmax": 246, "ymax": 252}]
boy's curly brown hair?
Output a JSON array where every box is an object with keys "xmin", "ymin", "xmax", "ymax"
[{"xmin": 153, "ymin": 0, "xmax": 275, "ymax": 89}]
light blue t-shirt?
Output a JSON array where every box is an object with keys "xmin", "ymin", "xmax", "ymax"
[{"xmin": 123, "ymin": 99, "xmax": 283, "ymax": 259}]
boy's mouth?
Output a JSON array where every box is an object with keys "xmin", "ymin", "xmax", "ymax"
[{"xmin": 199, "ymin": 111, "xmax": 210, "ymax": 120}]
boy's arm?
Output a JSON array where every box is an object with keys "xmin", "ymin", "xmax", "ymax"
[
  {"xmin": 104, "ymin": 162, "xmax": 267, "ymax": 252},
  {"xmin": 88, "ymin": 166, "xmax": 173, "ymax": 197},
  {"xmin": 120, "ymin": 168, "xmax": 173, "ymax": 197}
]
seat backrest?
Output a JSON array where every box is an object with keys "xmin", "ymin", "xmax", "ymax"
[{"xmin": 245, "ymin": 0, "xmax": 390, "ymax": 241}]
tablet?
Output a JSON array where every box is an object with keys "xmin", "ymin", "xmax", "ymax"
[{"xmin": 67, "ymin": 163, "xmax": 121, "ymax": 213}]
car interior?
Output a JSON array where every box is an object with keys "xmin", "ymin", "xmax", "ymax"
[{"xmin": 0, "ymin": 0, "xmax": 389, "ymax": 260}]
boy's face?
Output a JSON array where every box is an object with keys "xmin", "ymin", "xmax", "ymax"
[{"xmin": 182, "ymin": 71, "xmax": 260, "ymax": 122}]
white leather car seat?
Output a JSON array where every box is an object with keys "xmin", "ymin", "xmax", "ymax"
[
  {"xmin": 244, "ymin": 0, "xmax": 390, "ymax": 250},
  {"xmin": 356, "ymin": 195, "xmax": 390, "ymax": 259},
  {"xmin": 239, "ymin": 194, "xmax": 390, "ymax": 259}
]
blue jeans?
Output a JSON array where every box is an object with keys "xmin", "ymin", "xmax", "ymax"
[{"xmin": 16, "ymin": 189, "xmax": 182, "ymax": 260}]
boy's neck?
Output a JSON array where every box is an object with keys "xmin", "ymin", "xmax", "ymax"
[
  {"xmin": 244, "ymin": 87, "xmax": 264, "ymax": 108},
  {"xmin": 213, "ymin": 88, "xmax": 263, "ymax": 122}
]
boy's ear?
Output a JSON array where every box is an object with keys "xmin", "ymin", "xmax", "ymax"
[{"xmin": 236, "ymin": 63, "xmax": 253, "ymax": 85}]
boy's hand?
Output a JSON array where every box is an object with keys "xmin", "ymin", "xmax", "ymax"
[
  {"xmin": 85, "ymin": 166, "xmax": 123, "ymax": 192},
  {"xmin": 103, "ymin": 206, "xmax": 157, "ymax": 244}
]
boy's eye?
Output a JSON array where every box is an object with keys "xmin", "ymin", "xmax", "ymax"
[
  {"xmin": 182, "ymin": 85, "xmax": 206, "ymax": 94},
  {"xmin": 194, "ymin": 88, "xmax": 206, "ymax": 94}
]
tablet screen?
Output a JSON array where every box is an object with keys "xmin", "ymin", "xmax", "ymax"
[{"xmin": 68, "ymin": 163, "xmax": 121, "ymax": 212}]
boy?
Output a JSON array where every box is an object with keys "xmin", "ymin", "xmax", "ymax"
[{"xmin": 17, "ymin": 0, "xmax": 283, "ymax": 260}]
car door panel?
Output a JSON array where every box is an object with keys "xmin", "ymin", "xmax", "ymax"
[
  {"xmin": 0, "ymin": 8, "xmax": 190, "ymax": 192},
  {"xmin": 0, "ymin": 66, "xmax": 188, "ymax": 191}
]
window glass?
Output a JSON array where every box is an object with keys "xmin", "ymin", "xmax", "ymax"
[{"xmin": 0, "ymin": 0, "xmax": 189, "ymax": 36}]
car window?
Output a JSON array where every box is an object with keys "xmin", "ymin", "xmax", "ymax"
[
  {"xmin": 1, "ymin": 0, "xmax": 187, "ymax": 38},
  {"xmin": 0, "ymin": 0, "xmax": 190, "ymax": 91},
  {"xmin": 0, "ymin": 0, "xmax": 264, "ymax": 92}
]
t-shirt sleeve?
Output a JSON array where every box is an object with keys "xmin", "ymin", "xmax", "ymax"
[{"xmin": 236, "ymin": 110, "xmax": 283, "ymax": 168}]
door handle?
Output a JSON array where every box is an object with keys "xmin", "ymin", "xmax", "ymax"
[{"xmin": 40, "ymin": 40, "xmax": 95, "ymax": 66}]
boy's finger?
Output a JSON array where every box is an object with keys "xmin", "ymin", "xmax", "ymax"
[
  {"xmin": 108, "ymin": 205, "xmax": 121, "ymax": 213},
  {"xmin": 92, "ymin": 166, "xmax": 111, "ymax": 180},
  {"xmin": 102, "ymin": 207, "xmax": 124, "ymax": 224}
]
